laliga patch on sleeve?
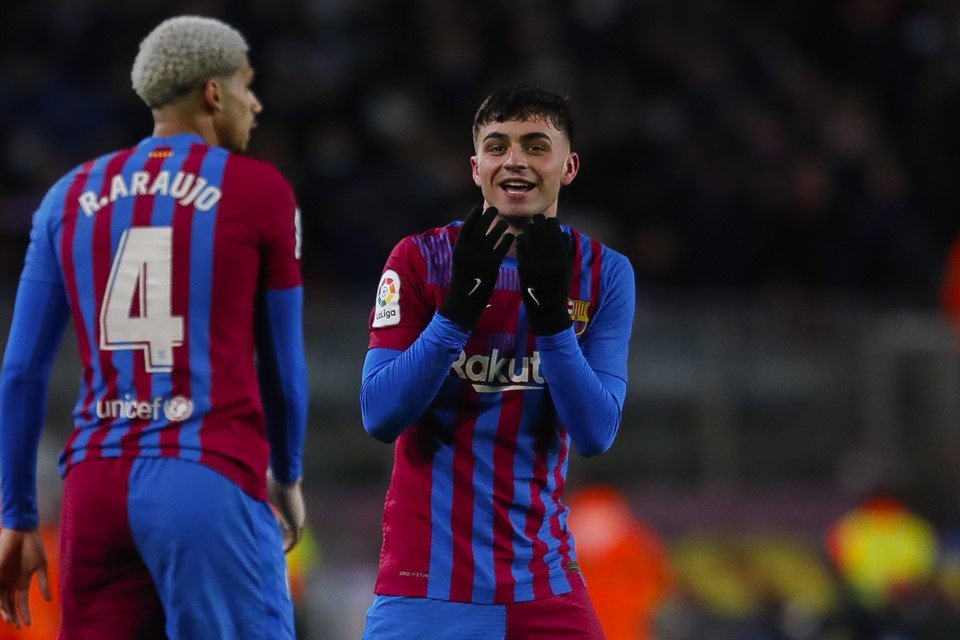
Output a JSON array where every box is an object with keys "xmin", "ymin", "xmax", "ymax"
[{"xmin": 373, "ymin": 269, "xmax": 401, "ymax": 327}]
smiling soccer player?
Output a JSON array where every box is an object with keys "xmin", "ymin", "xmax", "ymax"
[{"xmin": 360, "ymin": 85, "xmax": 636, "ymax": 640}]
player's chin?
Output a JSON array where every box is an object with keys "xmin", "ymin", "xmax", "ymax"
[{"xmin": 493, "ymin": 206, "xmax": 536, "ymax": 223}]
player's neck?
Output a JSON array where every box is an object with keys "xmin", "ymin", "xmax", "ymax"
[{"xmin": 151, "ymin": 113, "xmax": 219, "ymax": 148}]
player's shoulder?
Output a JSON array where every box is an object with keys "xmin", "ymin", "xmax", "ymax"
[
  {"xmin": 393, "ymin": 224, "xmax": 455, "ymax": 259},
  {"xmin": 223, "ymin": 153, "xmax": 294, "ymax": 193},
  {"xmin": 567, "ymin": 227, "xmax": 633, "ymax": 274},
  {"xmin": 35, "ymin": 153, "xmax": 109, "ymax": 221}
]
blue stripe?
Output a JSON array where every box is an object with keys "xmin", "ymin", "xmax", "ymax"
[
  {"xmin": 538, "ymin": 432, "xmax": 572, "ymax": 596},
  {"xmin": 99, "ymin": 146, "xmax": 156, "ymax": 455},
  {"xmin": 508, "ymin": 304, "xmax": 538, "ymax": 602},
  {"xmin": 427, "ymin": 404, "xmax": 459, "ymax": 600},
  {"xmin": 578, "ymin": 233, "xmax": 593, "ymax": 302},
  {"xmin": 177, "ymin": 148, "xmax": 227, "ymax": 460},
  {"xmin": 63, "ymin": 153, "xmax": 113, "ymax": 465},
  {"xmin": 469, "ymin": 398, "xmax": 501, "ymax": 603},
  {"xmin": 137, "ymin": 148, "xmax": 190, "ymax": 451}
]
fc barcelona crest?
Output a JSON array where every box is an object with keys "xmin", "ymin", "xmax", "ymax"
[{"xmin": 567, "ymin": 298, "xmax": 591, "ymax": 336}]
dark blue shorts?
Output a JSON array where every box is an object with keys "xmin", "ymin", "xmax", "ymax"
[{"xmin": 58, "ymin": 456, "xmax": 294, "ymax": 639}]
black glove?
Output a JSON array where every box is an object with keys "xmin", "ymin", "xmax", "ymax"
[
  {"xmin": 517, "ymin": 214, "xmax": 572, "ymax": 336},
  {"xmin": 439, "ymin": 206, "xmax": 515, "ymax": 330}
]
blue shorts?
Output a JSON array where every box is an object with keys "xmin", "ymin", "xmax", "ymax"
[
  {"xmin": 59, "ymin": 457, "xmax": 295, "ymax": 640},
  {"xmin": 362, "ymin": 589, "xmax": 605, "ymax": 640}
]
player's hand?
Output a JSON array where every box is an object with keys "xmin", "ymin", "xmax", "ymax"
[
  {"xmin": 0, "ymin": 528, "xmax": 52, "ymax": 628},
  {"xmin": 517, "ymin": 214, "xmax": 573, "ymax": 336},
  {"xmin": 268, "ymin": 474, "xmax": 306, "ymax": 553},
  {"xmin": 438, "ymin": 206, "xmax": 515, "ymax": 330}
]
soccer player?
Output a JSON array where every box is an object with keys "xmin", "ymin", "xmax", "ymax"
[
  {"xmin": 0, "ymin": 16, "xmax": 307, "ymax": 639},
  {"xmin": 360, "ymin": 85, "xmax": 635, "ymax": 639}
]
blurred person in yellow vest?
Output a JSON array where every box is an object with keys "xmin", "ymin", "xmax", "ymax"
[
  {"xmin": 0, "ymin": 525, "xmax": 58, "ymax": 640},
  {"xmin": 567, "ymin": 486, "xmax": 674, "ymax": 640},
  {"xmin": 826, "ymin": 495, "xmax": 938, "ymax": 609}
]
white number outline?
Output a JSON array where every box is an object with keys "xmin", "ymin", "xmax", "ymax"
[{"xmin": 99, "ymin": 227, "xmax": 184, "ymax": 373}]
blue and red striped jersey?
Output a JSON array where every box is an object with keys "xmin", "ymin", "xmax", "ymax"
[
  {"xmin": 365, "ymin": 221, "xmax": 635, "ymax": 604},
  {"xmin": 15, "ymin": 133, "xmax": 302, "ymax": 503}
]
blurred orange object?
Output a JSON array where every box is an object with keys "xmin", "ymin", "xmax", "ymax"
[
  {"xmin": 0, "ymin": 526, "xmax": 59, "ymax": 640},
  {"xmin": 567, "ymin": 486, "xmax": 674, "ymax": 640}
]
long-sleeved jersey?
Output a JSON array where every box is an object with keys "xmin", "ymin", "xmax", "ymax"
[
  {"xmin": 0, "ymin": 133, "xmax": 308, "ymax": 530},
  {"xmin": 361, "ymin": 220, "xmax": 635, "ymax": 604}
]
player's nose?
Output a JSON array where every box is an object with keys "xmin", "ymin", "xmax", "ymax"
[{"xmin": 503, "ymin": 145, "xmax": 527, "ymax": 170}]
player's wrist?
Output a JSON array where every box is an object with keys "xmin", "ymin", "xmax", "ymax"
[{"xmin": 527, "ymin": 303, "xmax": 572, "ymax": 336}]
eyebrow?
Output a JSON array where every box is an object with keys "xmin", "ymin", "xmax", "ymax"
[{"xmin": 481, "ymin": 131, "xmax": 553, "ymax": 144}]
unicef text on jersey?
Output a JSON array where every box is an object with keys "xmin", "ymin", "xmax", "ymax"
[{"xmin": 95, "ymin": 394, "xmax": 195, "ymax": 423}]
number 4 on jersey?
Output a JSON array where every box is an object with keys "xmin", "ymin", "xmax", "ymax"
[{"xmin": 99, "ymin": 227, "xmax": 184, "ymax": 372}]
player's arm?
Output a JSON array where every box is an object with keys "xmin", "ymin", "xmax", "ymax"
[
  {"xmin": 0, "ymin": 189, "xmax": 71, "ymax": 531},
  {"xmin": 361, "ymin": 207, "xmax": 513, "ymax": 442},
  {"xmin": 536, "ymin": 255, "xmax": 634, "ymax": 456},
  {"xmin": 362, "ymin": 316, "xmax": 469, "ymax": 443},
  {"xmin": 518, "ymin": 216, "xmax": 635, "ymax": 456},
  {"xmin": 0, "ymin": 192, "xmax": 69, "ymax": 626},
  {"xmin": 256, "ymin": 286, "xmax": 308, "ymax": 483},
  {"xmin": 251, "ymin": 168, "xmax": 308, "ymax": 551}
]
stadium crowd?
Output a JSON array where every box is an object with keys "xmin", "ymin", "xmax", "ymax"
[{"xmin": 1, "ymin": 0, "xmax": 958, "ymax": 299}]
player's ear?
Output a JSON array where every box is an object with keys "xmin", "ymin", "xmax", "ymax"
[
  {"xmin": 560, "ymin": 152, "xmax": 579, "ymax": 186},
  {"xmin": 202, "ymin": 78, "xmax": 225, "ymax": 114},
  {"xmin": 470, "ymin": 155, "xmax": 481, "ymax": 187}
]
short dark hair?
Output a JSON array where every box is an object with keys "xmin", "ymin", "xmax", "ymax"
[{"xmin": 472, "ymin": 84, "xmax": 575, "ymax": 144}]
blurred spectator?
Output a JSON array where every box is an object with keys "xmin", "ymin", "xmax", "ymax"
[
  {"xmin": 567, "ymin": 486, "xmax": 674, "ymax": 640},
  {"xmin": 826, "ymin": 495, "xmax": 941, "ymax": 639}
]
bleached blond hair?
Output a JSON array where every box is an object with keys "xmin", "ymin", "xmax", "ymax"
[{"xmin": 131, "ymin": 16, "xmax": 248, "ymax": 108}]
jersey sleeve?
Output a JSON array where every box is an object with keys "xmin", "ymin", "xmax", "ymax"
[
  {"xmin": 254, "ymin": 165, "xmax": 302, "ymax": 290},
  {"xmin": 368, "ymin": 237, "xmax": 435, "ymax": 350},
  {"xmin": 536, "ymin": 250, "xmax": 636, "ymax": 456},
  {"xmin": 1, "ymin": 279, "xmax": 70, "ymax": 529},
  {"xmin": 21, "ymin": 178, "xmax": 69, "ymax": 285},
  {"xmin": 0, "ymin": 181, "xmax": 73, "ymax": 528},
  {"xmin": 240, "ymin": 162, "xmax": 307, "ymax": 482}
]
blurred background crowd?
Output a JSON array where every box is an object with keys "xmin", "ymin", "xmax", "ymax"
[{"xmin": 4, "ymin": 0, "xmax": 960, "ymax": 638}]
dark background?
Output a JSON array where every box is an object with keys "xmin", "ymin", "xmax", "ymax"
[{"xmin": 4, "ymin": 1, "xmax": 960, "ymax": 638}]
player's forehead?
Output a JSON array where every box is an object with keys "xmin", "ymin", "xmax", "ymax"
[{"xmin": 474, "ymin": 117, "xmax": 567, "ymax": 145}]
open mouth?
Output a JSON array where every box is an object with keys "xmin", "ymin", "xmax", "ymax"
[{"xmin": 499, "ymin": 179, "xmax": 536, "ymax": 197}]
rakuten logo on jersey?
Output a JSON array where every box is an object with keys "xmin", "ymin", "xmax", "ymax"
[
  {"xmin": 95, "ymin": 395, "xmax": 194, "ymax": 422},
  {"xmin": 451, "ymin": 349, "xmax": 545, "ymax": 393}
]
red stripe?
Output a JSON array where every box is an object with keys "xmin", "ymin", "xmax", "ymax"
[
  {"xmin": 59, "ymin": 161, "xmax": 96, "ymax": 464},
  {"xmin": 83, "ymin": 149, "xmax": 138, "ymax": 457},
  {"xmin": 492, "ymin": 391, "xmax": 524, "ymax": 602},
  {"xmin": 449, "ymin": 383, "xmax": 481, "ymax": 602},
  {"xmin": 524, "ymin": 407, "xmax": 554, "ymax": 599},
  {"xmin": 161, "ymin": 144, "xmax": 208, "ymax": 456},
  {"xmin": 119, "ymin": 154, "xmax": 168, "ymax": 457}
]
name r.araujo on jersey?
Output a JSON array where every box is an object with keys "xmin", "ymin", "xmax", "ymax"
[{"xmin": 77, "ymin": 170, "xmax": 223, "ymax": 217}]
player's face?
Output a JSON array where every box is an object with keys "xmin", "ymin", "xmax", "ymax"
[
  {"xmin": 471, "ymin": 117, "xmax": 579, "ymax": 226},
  {"xmin": 213, "ymin": 56, "xmax": 262, "ymax": 152}
]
